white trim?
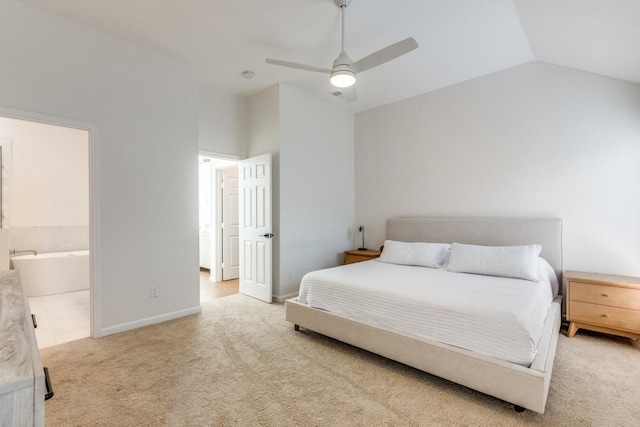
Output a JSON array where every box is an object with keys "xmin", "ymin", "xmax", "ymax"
[
  {"xmin": 214, "ymin": 168, "xmax": 223, "ymax": 282},
  {"xmin": 274, "ymin": 292, "xmax": 298, "ymax": 302},
  {"xmin": 198, "ymin": 153, "xmax": 240, "ymax": 283},
  {"xmin": 199, "ymin": 149, "xmax": 242, "ymax": 161},
  {"xmin": 88, "ymin": 128, "xmax": 102, "ymax": 339},
  {"xmin": 98, "ymin": 305, "xmax": 202, "ymax": 337},
  {"xmin": 0, "ymin": 105, "xmax": 102, "ymax": 339}
]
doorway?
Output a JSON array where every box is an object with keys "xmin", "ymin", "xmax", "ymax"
[
  {"xmin": 0, "ymin": 115, "xmax": 91, "ymax": 348},
  {"xmin": 199, "ymin": 154, "xmax": 239, "ymax": 302}
]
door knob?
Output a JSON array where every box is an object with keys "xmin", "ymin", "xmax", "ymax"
[{"xmin": 261, "ymin": 233, "xmax": 274, "ymax": 238}]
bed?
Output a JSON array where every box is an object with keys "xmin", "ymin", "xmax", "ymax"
[{"xmin": 285, "ymin": 217, "xmax": 563, "ymax": 414}]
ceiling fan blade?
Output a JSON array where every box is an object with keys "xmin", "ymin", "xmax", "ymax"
[
  {"xmin": 265, "ymin": 58, "xmax": 331, "ymax": 74},
  {"xmin": 352, "ymin": 37, "xmax": 419, "ymax": 73},
  {"xmin": 343, "ymin": 86, "xmax": 358, "ymax": 103}
]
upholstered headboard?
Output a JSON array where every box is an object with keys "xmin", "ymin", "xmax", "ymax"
[{"xmin": 387, "ymin": 217, "xmax": 563, "ymax": 287}]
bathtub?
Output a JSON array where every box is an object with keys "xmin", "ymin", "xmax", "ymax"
[{"xmin": 11, "ymin": 250, "xmax": 90, "ymax": 297}]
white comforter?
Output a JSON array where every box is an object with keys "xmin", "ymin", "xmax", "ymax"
[{"xmin": 297, "ymin": 260, "xmax": 554, "ymax": 366}]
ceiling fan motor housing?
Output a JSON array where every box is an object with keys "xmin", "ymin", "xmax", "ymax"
[{"xmin": 333, "ymin": 51, "xmax": 354, "ymax": 69}]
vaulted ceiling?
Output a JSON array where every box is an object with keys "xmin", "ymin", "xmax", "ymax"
[{"xmin": 17, "ymin": 0, "xmax": 640, "ymax": 113}]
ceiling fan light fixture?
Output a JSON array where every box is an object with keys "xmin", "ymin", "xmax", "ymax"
[{"xmin": 330, "ymin": 68, "xmax": 356, "ymax": 88}]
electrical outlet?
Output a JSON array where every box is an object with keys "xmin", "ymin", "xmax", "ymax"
[
  {"xmin": 287, "ymin": 271, "xmax": 292, "ymax": 280},
  {"xmin": 150, "ymin": 287, "xmax": 159, "ymax": 298}
]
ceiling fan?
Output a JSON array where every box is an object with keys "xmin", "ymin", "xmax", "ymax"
[{"xmin": 266, "ymin": 0, "xmax": 418, "ymax": 102}]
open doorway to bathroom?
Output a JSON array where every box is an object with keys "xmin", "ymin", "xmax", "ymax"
[
  {"xmin": 199, "ymin": 154, "xmax": 239, "ymax": 302},
  {"xmin": 0, "ymin": 116, "xmax": 90, "ymax": 349}
]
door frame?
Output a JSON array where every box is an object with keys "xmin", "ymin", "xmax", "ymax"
[
  {"xmin": 199, "ymin": 151, "xmax": 240, "ymax": 284},
  {"xmin": 0, "ymin": 105, "xmax": 101, "ymax": 337}
]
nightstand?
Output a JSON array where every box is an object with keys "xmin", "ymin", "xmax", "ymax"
[
  {"xmin": 565, "ymin": 270, "xmax": 640, "ymax": 339},
  {"xmin": 344, "ymin": 249, "xmax": 381, "ymax": 265}
]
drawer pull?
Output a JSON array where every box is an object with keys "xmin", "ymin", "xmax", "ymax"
[
  {"xmin": 600, "ymin": 293, "xmax": 608, "ymax": 297},
  {"xmin": 44, "ymin": 367, "xmax": 54, "ymax": 401}
]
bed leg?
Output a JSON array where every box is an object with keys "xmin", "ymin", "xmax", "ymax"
[
  {"xmin": 294, "ymin": 324, "xmax": 300, "ymax": 331},
  {"xmin": 514, "ymin": 405, "xmax": 525, "ymax": 413}
]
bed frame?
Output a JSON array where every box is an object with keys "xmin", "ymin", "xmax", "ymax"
[{"xmin": 285, "ymin": 217, "xmax": 563, "ymax": 414}]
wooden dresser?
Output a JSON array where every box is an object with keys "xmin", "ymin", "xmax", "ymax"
[
  {"xmin": 565, "ymin": 270, "xmax": 640, "ymax": 339},
  {"xmin": 344, "ymin": 249, "xmax": 381, "ymax": 265},
  {"xmin": 0, "ymin": 270, "xmax": 46, "ymax": 426}
]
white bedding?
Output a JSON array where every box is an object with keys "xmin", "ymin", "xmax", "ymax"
[{"xmin": 297, "ymin": 260, "xmax": 555, "ymax": 366}]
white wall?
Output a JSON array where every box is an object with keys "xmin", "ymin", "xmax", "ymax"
[
  {"xmin": 0, "ymin": 117, "xmax": 88, "ymax": 227},
  {"xmin": 246, "ymin": 84, "xmax": 355, "ymax": 298},
  {"xmin": 248, "ymin": 86, "xmax": 280, "ymax": 158},
  {"xmin": 355, "ymin": 61, "xmax": 640, "ymax": 277},
  {"xmin": 0, "ymin": 0, "xmax": 201, "ymax": 334},
  {"xmin": 278, "ymin": 85, "xmax": 355, "ymax": 297},
  {"xmin": 199, "ymin": 84, "xmax": 248, "ymax": 158}
]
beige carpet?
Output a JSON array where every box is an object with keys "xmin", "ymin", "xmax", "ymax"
[{"xmin": 42, "ymin": 294, "xmax": 640, "ymax": 426}]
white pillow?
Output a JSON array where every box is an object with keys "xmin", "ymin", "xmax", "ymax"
[
  {"xmin": 446, "ymin": 243, "xmax": 542, "ymax": 281},
  {"xmin": 376, "ymin": 240, "xmax": 450, "ymax": 268},
  {"xmin": 538, "ymin": 257, "xmax": 560, "ymax": 297}
]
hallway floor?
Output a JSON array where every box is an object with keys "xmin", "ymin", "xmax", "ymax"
[
  {"xmin": 29, "ymin": 272, "xmax": 239, "ymax": 349},
  {"xmin": 200, "ymin": 269, "xmax": 239, "ymax": 301}
]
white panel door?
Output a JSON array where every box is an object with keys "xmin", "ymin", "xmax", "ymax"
[
  {"xmin": 239, "ymin": 153, "xmax": 272, "ymax": 303},
  {"xmin": 221, "ymin": 166, "xmax": 239, "ymax": 280}
]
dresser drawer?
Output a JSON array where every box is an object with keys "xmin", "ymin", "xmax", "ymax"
[
  {"xmin": 569, "ymin": 281, "xmax": 640, "ymax": 310},
  {"xmin": 569, "ymin": 301, "xmax": 640, "ymax": 333},
  {"xmin": 0, "ymin": 271, "xmax": 45, "ymax": 427}
]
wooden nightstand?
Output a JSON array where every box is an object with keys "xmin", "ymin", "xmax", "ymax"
[
  {"xmin": 565, "ymin": 270, "xmax": 640, "ymax": 339},
  {"xmin": 344, "ymin": 249, "xmax": 381, "ymax": 265}
]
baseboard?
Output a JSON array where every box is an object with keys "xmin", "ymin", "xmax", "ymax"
[
  {"xmin": 97, "ymin": 305, "xmax": 202, "ymax": 337},
  {"xmin": 274, "ymin": 292, "xmax": 298, "ymax": 303}
]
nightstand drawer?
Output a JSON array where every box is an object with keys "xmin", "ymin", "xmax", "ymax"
[
  {"xmin": 569, "ymin": 301, "xmax": 640, "ymax": 333},
  {"xmin": 345, "ymin": 254, "xmax": 371, "ymax": 264},
  {"xmin": 569, "ymin": 281, "xmax": 640, "ymax": 310},
  {"xmin": 344, "ymin": 250, "xmax": 381, "ymax": 265}
]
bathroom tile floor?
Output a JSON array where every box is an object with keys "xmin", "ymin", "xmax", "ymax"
[
  {"xmin": 28, "ymin": 289, "xmax": 90, "ymax": 349},
  {"xmin": 29, "ymin": 272, "xmax": 238, "ymax": 349}
]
